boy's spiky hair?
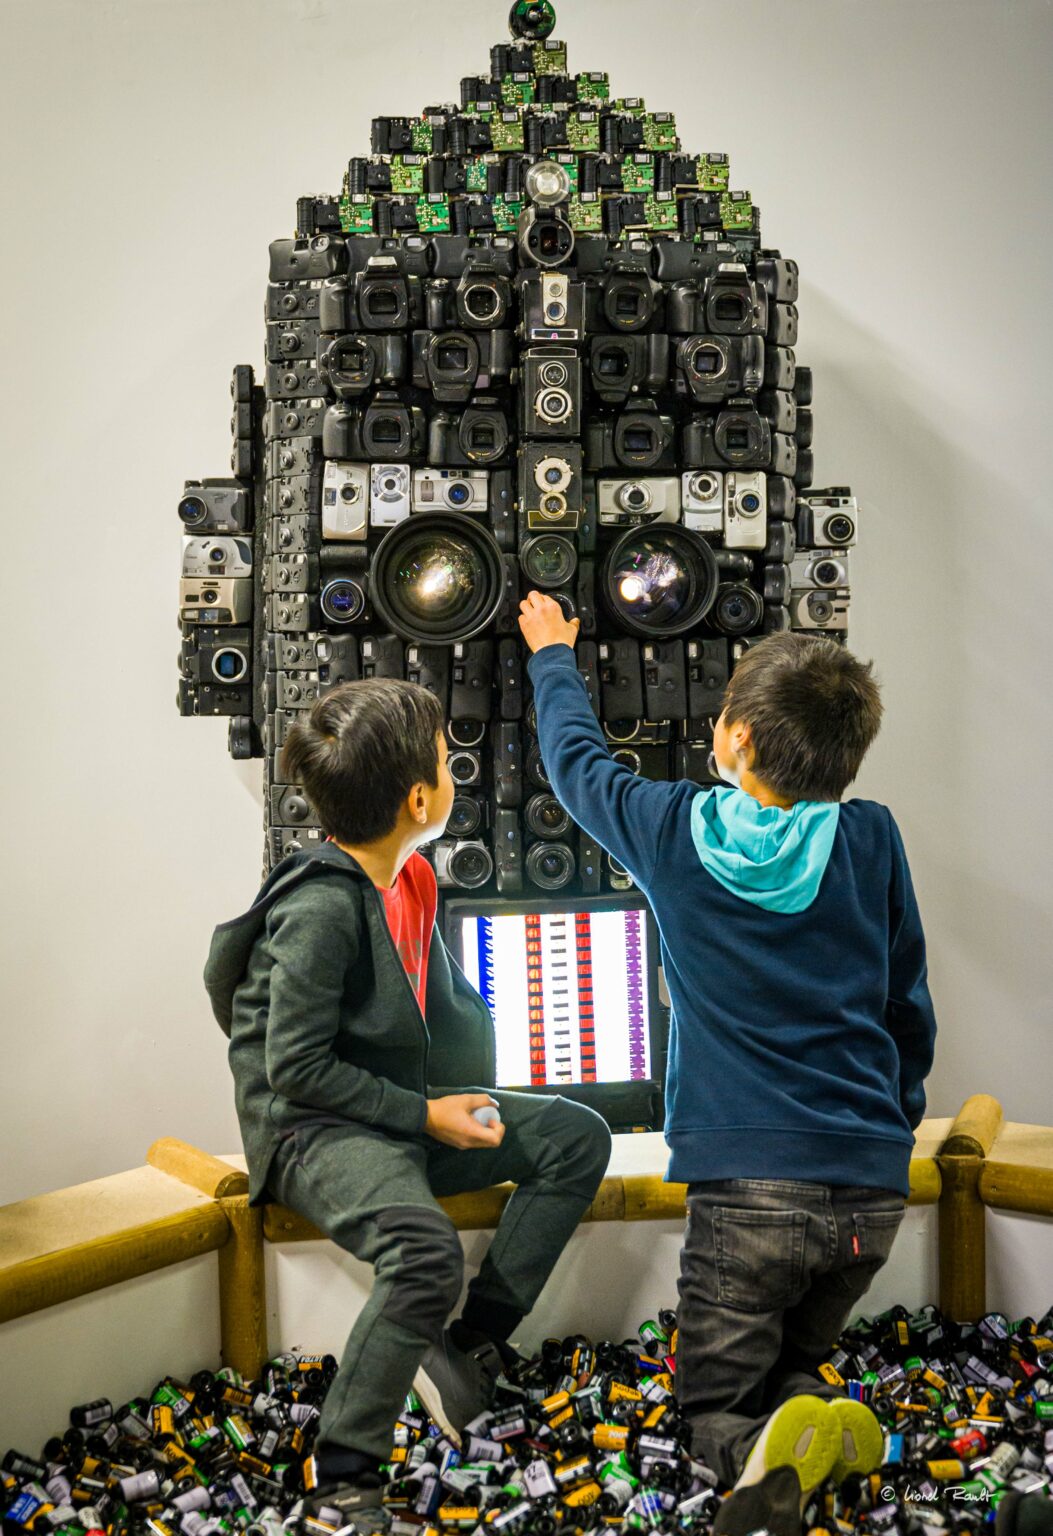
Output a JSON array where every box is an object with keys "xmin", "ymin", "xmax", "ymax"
[
  {"xmin": 281, "ymin": 679, "xmax": 444, "ymax": 845},
  {"xmin": 722, "ymin": 633, "xmax": 883, "ymax": 801}
]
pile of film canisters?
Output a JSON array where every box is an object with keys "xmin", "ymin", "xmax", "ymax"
[{"xmin": 5, "ymin": 1304, "xmax": 1053, "ymax": 1536}]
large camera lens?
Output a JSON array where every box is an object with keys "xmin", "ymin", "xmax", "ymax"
[
  {"xmin": 711, "ymin": 581, "xmax": 764, "ymax": 636},
  {"xmin": 320, "ymin": 577, "xmax": 367, "ymax": 625},
  {"xmin": 526, "ymin": 840, "xmax": 575, "ymax": 891},
  {"xmin": 448, "ymin": 796, "xmax": 483, "ymax": 838},
  {"xmin": 606, "ymin": 719, "xmax": 640, "ymax": 744},
  {"xmin": 525, "ymin": 793, "xmax": 571, "ymax": 840},
  {"xmin": 601, "ymin": 526, "xmax": 719, "ymax": 638},
  {"xmin": 370, "ymin": 513, "xmax": 504, "ymax": 642},
  {"xmin": 178, "ymin": 495, "xmax": 208, "ymax": 527},
  {"xmin": 449, "ymin": 842, "xmax": 494, "ymax": 889},
  {"xmin": 826, "ymin": 513, "xmax": 855, "ymax": 544},
  {"xmin": 520, "ymin": 534, "xmax": 577, "ymax": 588},
  {"xmin": 212, "ymin": 647, "xmax": 249, "ymax": 684}
]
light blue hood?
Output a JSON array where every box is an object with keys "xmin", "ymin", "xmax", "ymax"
[{"xmin": 690, "ymin": 786, "xmax": 841, "ymax": 913}]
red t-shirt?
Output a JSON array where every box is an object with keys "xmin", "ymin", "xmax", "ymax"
[{"xmin": 378, "ymin": 852, "xmax": 437, "ymax": 1013}]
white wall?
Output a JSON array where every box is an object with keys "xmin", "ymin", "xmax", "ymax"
[{"xmin": 2, "ymin": 0, "xmax": 1052, "ymax": 1205}]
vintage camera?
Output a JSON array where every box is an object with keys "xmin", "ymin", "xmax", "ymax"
[
  {"xmin": 318, "ymin": 333, "xmax": 406, "ymax": 397},
  {"xmin": 790, "ymin": 589, "xmax": 850, "ymax": 631},
  {"xmin": 671, "ymin": 333, "xmax": 764, "ymax": 404},
  {"xmin": 178, "ymin": 480, "xmax": 251, "ymax": 534},
  {"xmin": 724, "ymin": 472, "xmax": 768, "ymax": 550},
  {"xmin": 517, "ymin": 270, "xmax": 585, "ymax": 341},
  {"xmin": 429, "ymin": 399, "xmax": 511, "ymax": 467},
  {"xmin": 520, "ymin": 348, "xmax": 581, "ymax": 437},
  {"xmin": 597, "ymin": 477, "xmax": 680, "ymax": 526},
  {"xmin": 519, "ymin": 441, "xmax": 583, "ymax": 531},
  {"xmin": 369, "ymin": 463, "xmax": 412, "ymax": 526},
  {"xmin": 434, "ymin": 838, "xmax": 494, "ymax": 890},
  {"xmin": 681, "ymin": 469, "xmax": 724, "ymax": 534},
  {"xmin": 179, "ymin": 577, "xmax": 252, "ymax": 626},
  {"xmin": 318, "ymin": 546, "xmax": 371, "ymax": 627},
  {"xmin": 789, "ymin": 549, "xmax": 852, "ymax": 590},
  {"xmin": 525, "ymin": 838, "xmax": 576, "ymax": 892},
  {"xmin": 182, "ymin": 536, "xmax": 253, "ymax": 579},
  {"xmin": 321, "ymin": 461, "xmax": 369, "ymax": 539},
  {"xmin": 584, "ymin": 398, "xmax": 676, "ymax": 472},
  {"xmin": 588, "ymin": 333, "xmax": 669, "ymax": 404},
  {"xmin": 411, "ymin": 467, "xmax": 489, "ymax": 513},
  {"xmin": 410, "ymin": 328, "xmax": 513, "ymax": 401},
  {"xmin": 797, "ymin": 489, "xmax": 858, "ymax": 548}
]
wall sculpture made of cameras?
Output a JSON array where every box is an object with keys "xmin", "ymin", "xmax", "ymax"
[{"xmin": 177, "ymin": 0, "xmax": 859, "ymax": 897}]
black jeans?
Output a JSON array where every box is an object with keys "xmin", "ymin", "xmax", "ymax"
[{"xmin": 676, "ymin": 1177, "xmax": 906, "ymax": 1487}]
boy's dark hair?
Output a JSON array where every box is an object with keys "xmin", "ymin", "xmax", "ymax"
[
  {"xmin": 280, "ymin": 679, "xmax": 444, "ymax": 845},
  {"xmin": 722, "ymin": 633, "xmax": 883, "ymax": 801}
]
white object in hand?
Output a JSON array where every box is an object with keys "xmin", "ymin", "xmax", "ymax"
[{"xmin": 472, "ymin": 1104, "xmax": 502, "ymax": 1127}]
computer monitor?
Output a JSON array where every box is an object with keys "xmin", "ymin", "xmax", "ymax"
[{"xmin": 443, "ymin": 893, "xmax": 668, "ymax": 1131}]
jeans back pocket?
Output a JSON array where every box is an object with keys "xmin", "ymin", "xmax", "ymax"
[{"xmin": 713, "ymin": 1205, "xmax": 807, "ymax": 1313}]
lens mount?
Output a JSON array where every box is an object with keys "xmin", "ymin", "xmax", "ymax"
[
  {"xmin": 370, "ymin": 513, "xmax": 505, "ymax": 644},
  {"xmin": 601, "ymin": 525, "xmax": 719, "ymax": 638}
]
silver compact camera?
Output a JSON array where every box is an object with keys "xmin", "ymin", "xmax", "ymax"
[
  {"xmin": 181, "ymin": 535, "xmax": 253, "ymax": 579},
  {"xmin": 411, "ymin": 467, "xmax": 489, "ymax": 513},
  {"xmin": 179, "ymin": 577, "xmax": 252, "ymax": 625},
  {"xmin": 723, "ymin": 471, "xmax": 767, "ymax": 550},
  {"xmin": 322, "ymin": 461, "xmax": 369, "ymax": 539},
  {"xmin": 789, "ymin": 548, "xmax": 852, "ymax": 589},
  {"xmin": 369, "ymin": 464, "xmax": 411, "ymax": 527},
  {"xmin": 790, "ymin": 589, "xmax": 850, "ymax": 631},
  {"xmin": 798, "ymin": 491, "xmax": 858, "ymax": 548},
  {"xmin": 597, "ymin": 477, "xmax": 680, "ymax": 526},
  {"xmin": 681, "ymin": 469, "xmax": 724, "ymax": 533},
  {"xmin": 433, "ymin": 838, "xmax": 494, "ymax": 889}
]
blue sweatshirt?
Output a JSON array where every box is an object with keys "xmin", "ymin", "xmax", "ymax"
[{"xmin": 527, "ymin": 644, "xmax": 937, "ymax": 1198}]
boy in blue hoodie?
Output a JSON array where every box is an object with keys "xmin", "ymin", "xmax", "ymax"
[{"xmin": 517, "ymin": 592, "xmax": 937, "ymax": 1536}]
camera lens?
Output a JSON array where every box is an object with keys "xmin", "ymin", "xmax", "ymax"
[
  {"xmin": 508, "ymin": 0, "xmax": 556, "ymax": 41},
  {"xmin": 552, "ymin": 592, "xmax": 576, "ymax": 621},
  {"xmin": 813, "ymin": 560, "xmax": 842, "ymax": 587},
  {"xmin": 538, "ymin": 388, "xmax": 572, "ymax": 423},
  {"xmin": 525, "ymin": 741, "xmax": 551, "ymax": 789},
  {"xmin": 738, "ymin": 492, "xmax": 762, "ymax": 516},
  {"xmin": 807, "ymin": 593, "xmax": 834, "ymax": 623},
  {"xmin": 449, "ymin": 843, "xmax": 494, "ymax": 890},
  {"xmin": 538, "ymin": 360, "xmax": 569, "ymax": 388},
  {"xmin": 212, "ymin": 648, "xmax": 249, "ymax": 684},
  {"xmin": 601, "ymin": 525, "xmax": 719, "ymax": 638},
  {"xmin": 711, "ymin": 581, "xmax": 764, "ymax": 636},
  {"xmin": 448, "ymin": 751, "xmax": 481, "ymax": 786},
  {"xmin": 687, "ymin": 340, "xmax": 726, "ymax": 379},
  {"xmin": 688, "ymin": 473, "xmax": 720, "ymax": 503},
  {"xmin": 520, "ymin": 534, "xmax": 577, "ymax": 588},
  {"xmin": 617, "ymin": 482, "xmax": 651, "ymax": 514},
  {"xmin": 448, "ymin": 797, "xmax": 482, "ymax": 838},
  {"xmin": 320, "ymin": 577, "xmax": 367, "ymax": 625},
  {"xmin": 379, "ymin": 472, "xmax": 403, "ymax": 497},
  {"xmin": 540, "ymin": 493, "xmax": 567, "ymax": 519},
  {"xmin": 446, "ymin": 481, "xmax": 472, "ymax": 507},
  {"xmin": 207, "ymin": 545, "xmax": 227, "ymax": 564},
  {"xmin": 523, "ymin": 212, "xmax": 575, "ymax": 268},
  {"xmin": 340, "ymin": 481, "xmax": 362, "ymax": 504},
  {"xmin": 526, "ymin": 703, "xmax": 538, "ymax": 734},
  {"xmin": 178, "ymin": 496, "xmax": 207, "ymax": 526},
  {"xmin": 448, "ymin": 718, "xmax": 486, "ymax": 747},
  {"xmin": 826, "ymin": 514, "xmax": 854, "ymax": 543},
  {"xmin": 526, "ymin": 840, "xmax": 575, "ymax": 891},
  {"xmin": 525, "ymin": 794, "xmax": 571, "ymax": 840},
  {"xmin": 370, "ymin": 514, "xmax": 504, "ymax": 643}
]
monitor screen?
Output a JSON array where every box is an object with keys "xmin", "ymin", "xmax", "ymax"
[{"xmin": 454, "ymin": 902, "xmax": 654, "ymax": 1089}]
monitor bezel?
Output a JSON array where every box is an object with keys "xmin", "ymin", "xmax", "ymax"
[{"xmin": 442, "ymin": 891, "xmax": 668, "ymax": 1130}]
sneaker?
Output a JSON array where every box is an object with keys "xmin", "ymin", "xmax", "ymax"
[
  {"xmin": 712, "ymin": 1464, "xmax": 803, "ymax": 1536},
  {"xmin": 734, "ymin": 1394, "xmax": 839, "ymax": 1498},
  {"xmin": 307, "ymin": 1475, "xmax": 388, "ymax": 1526},
  {"xmin": 413, "ymin": 1328, "xmax": 505, "ymax": 1443},
  {"xmin": 826, "ymin": 1398, "xmax": 885, "ymax": 1482}
]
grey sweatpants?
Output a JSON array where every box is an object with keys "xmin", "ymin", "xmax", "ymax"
[
  {"xmin": 676, "ymin": 1177, "xmax": 906, "ymax": 1486},
  {"xmin": 267, "ymin": 1088, "xmax": 612, "ymax": 1458}
]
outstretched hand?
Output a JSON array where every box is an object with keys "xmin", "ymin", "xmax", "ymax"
[{"xmin": 518, "ymin": 589, "xmax": 581, "ymax": 654}]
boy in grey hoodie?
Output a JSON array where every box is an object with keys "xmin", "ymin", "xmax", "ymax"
[{"xmin": 518, "ymin": 592, "xmax": 937, "ymax": 1536}]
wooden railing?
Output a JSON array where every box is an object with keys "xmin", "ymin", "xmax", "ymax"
[{"xmin": 3, "ymin": 1096, "xmax": 1052, "ymax": 1383}]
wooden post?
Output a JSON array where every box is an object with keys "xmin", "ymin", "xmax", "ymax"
[
  {"xmin": 936, "ymin": 1154, "xmax": 985, "ymax": 1321},
  {"xmin": 939, "ymin": 1095, "xmax": 1003, "ymax": 1159},
  {"xmin": 218, "ymin": 1195, "xmax": 268, "ymax": 1380}
]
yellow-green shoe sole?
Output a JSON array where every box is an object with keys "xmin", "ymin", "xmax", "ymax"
[
  {"xmin": 740, "ymin": 1395, "xmax": 840, "ymax": 1494},
  {"xmin": 827, "ymin": 1398, "xmax": 885, "ymax": 1482}
]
